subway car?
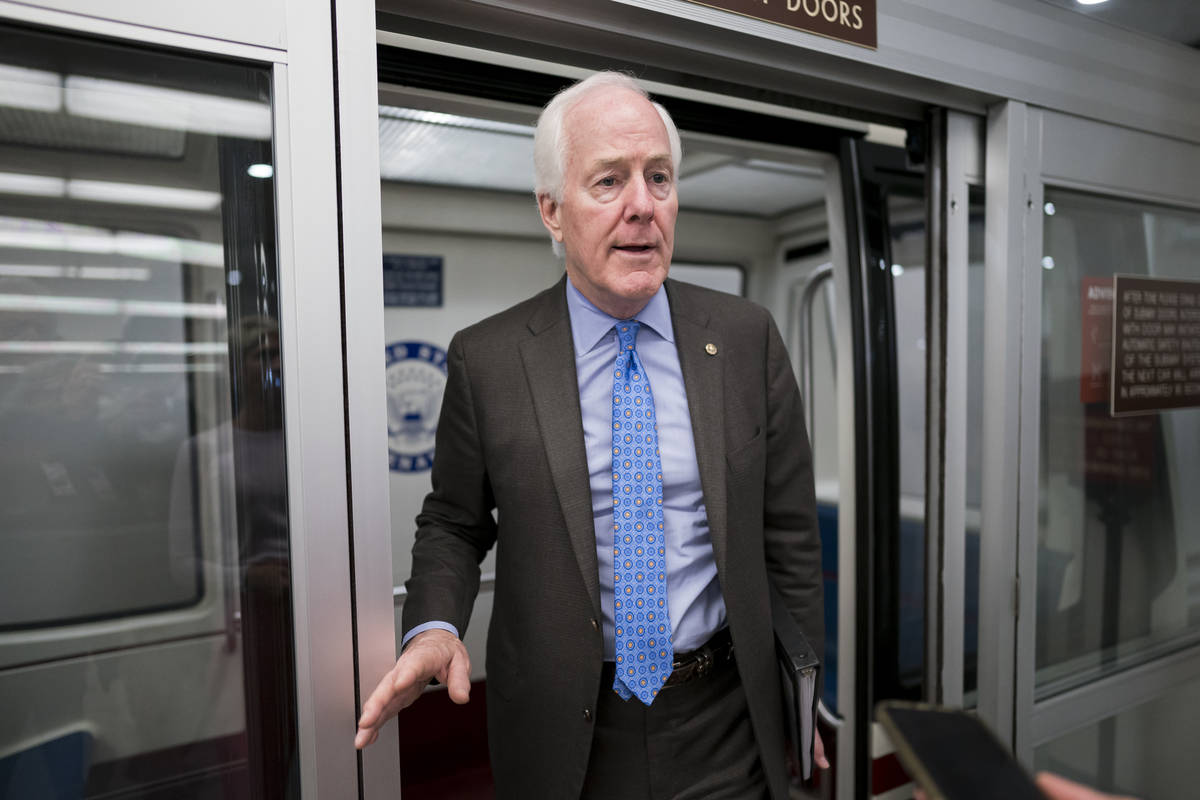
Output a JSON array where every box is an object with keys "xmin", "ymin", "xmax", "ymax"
[{"xmin": 0, "ymin": 1, "xmax": 1198, "ymax": 799}]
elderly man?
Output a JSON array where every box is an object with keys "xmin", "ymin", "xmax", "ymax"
[{"xmin": 356, "ymin": 71, "xmax": 825, "ymax": 799}]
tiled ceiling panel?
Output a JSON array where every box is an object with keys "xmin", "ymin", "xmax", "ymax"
[{"xmin": 379, "ymin": 108, "xmax": 535, "ymax": 193}]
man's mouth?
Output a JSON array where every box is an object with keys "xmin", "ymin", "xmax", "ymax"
[{"xmin": 613, "ymin": 244, "xmax": 655, "ymax": 253}]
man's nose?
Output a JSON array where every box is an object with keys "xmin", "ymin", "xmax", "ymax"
[{"xmin": 623, "ymin": 176, "xmax": 655, "ymax": 222}]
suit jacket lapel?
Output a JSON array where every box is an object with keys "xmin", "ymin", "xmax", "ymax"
[
  {"xmin": 519, "ymin": 276, "xmax": 602, "ymax": 619},
  {"xmin": 666, "ymin": 280, "xmax": 728, "ymax": 579}
]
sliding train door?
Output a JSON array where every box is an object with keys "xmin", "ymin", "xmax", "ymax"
[
  {"xmin": 0, "ymin": 22, "xmax": 302, "ymax": 798},
  {"xmin": 979, "ymin": 103, "xmax": 1200, "ymax": 798},
  {"xmin": 0, "ymin": 2, "xmax": 380, "ymax": 796}
]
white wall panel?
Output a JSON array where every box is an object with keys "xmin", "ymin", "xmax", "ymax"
[{"xmin": 1040, "ymin": 109, "xmax": 1200, "ymax": 209}]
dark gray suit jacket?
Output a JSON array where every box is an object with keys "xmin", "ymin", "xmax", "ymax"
[{"xmin": 403, "ymin": 275, "xmax": 823, "ymax": 799}]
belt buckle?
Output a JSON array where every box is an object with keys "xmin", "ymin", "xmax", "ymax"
[{"xmin": 694, "ymin": 647, "xmax": 714, "ymax": 680}]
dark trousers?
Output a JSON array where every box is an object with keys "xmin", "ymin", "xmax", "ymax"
[{"xmin": 580, "ymin": 655, "xmax": 768, "ymax": 800}]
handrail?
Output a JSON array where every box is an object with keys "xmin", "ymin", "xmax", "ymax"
[
  {"xmin": 791, "ymin": 265, "xmax": 842, "ymax": 734},
  {"xmin": 792, "ymin": 263, "xmax": 836, "ymax": 440},
  {"xmin": 818, "ymin": 699, "xmax": 843, "ymax": 728}
]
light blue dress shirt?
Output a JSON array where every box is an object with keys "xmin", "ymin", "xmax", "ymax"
[
  {"xmin": 403, "ymin": 278, "xmax": 727, "ymax": 656},
  {"xmin": 564, "ymin": 278, "xmax": 725, "ymax": 659}
]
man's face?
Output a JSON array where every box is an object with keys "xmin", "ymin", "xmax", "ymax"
[{"xmin": 538, "ymin": 87, "xmax": 677, "ymax": 319}]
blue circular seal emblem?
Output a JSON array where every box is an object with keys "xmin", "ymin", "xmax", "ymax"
[{"xmin": 385, "ymin": 341, "xmax": 447, "ymax": 473}]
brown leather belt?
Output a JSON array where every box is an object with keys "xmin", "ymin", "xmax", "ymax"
[{"xmin": 662, "ymin": 627, "xmax": 734, "ymax": 688}]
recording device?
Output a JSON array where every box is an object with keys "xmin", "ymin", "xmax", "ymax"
[{"xmin": 876, "ymin": 701, "xmax": 1048, "ymax": 800}]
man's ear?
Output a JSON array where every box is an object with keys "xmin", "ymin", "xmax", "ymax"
[{"xmin": 537, "ymin": 193, "xmax": 564, "ymax": 243}]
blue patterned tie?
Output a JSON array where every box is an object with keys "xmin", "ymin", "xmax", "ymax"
[{"xmin": 611, "ymin": 320, "xmax": 672, "ymax": 705}]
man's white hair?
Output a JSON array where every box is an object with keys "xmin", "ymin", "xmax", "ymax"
[{"xmin": 533, "ymin": 72, "xmax": 682, "ymax": 257}]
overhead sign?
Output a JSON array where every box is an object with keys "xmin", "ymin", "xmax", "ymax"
[
  {"xmin": 680, "ymin": 0, "xmax": 877, "ymax": 49},
  {"xmin": 1111, "ymin": 275, "xmax": 1200, "ymax": 416}
]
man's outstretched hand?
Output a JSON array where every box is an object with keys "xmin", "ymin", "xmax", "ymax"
[{"xmin": 354, "ymin": 628, "xmax": 471, "ymax": 749}]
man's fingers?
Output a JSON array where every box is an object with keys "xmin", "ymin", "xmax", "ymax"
[
  {"xmin": 444, "ymin": 647, "xmax": 472, "ymax": 704},
  {"xmin": 355, "ymin": 677, "xmax": 406, "ymax": 749},
  {"xmin": 354, "ymin": 629, "xmax": 471, "ymax": 750},
  {"xmin": 354, "ymin": 656, "xmax": 432, "ymax": 748},
  {"xmin": 390, "ymin": 659, "xmax": 428, "ymax": 697},
  {"xmin": 354, "ymin": 727, "xmax": 377, "ymax": 750},
  {"xmin": 814, "ymin": 728, "xmax": 830, "ymax": 769},
  {"xmin": 356, "ymin": 684, "xmax": 386, "ymax": 731}
]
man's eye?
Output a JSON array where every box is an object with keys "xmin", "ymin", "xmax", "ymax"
[
  {"xmin": 598, "ymin": 177, "xmax": 617, "ymax": 187},
  {"xmin": 650, "ymin": 173, "xmax": 669, "ymax": 184}
]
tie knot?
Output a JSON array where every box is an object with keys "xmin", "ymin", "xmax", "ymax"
[{"xmin": 616, "ymin": 320, "xmax": 641, "ymax": 352}]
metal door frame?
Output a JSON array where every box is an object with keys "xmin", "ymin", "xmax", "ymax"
[{"xmin": 924, "ymin": 109, "xmax": 985, "ymax": 711}]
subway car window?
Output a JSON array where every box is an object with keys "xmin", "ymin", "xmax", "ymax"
[
  {"xmin": 1038, "ymin": 189, "xmax": 1200, "ymax": 693},
  {"xmin": 0, "ymin": 24, "xmax": 297, "ymax": 800}
]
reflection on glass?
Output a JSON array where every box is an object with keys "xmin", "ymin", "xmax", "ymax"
[
  {"xmin": 1034, "ymin": 671, "xmax": 1200, "ymax": 797},
  {"xmin": 1037, "ymin": 189, "xmax": 1200, "ymax": 693},
  {"xmin": 888, "ymin": 190, "xmax": 927, "ymax": 699},
  {"xmin": 0, "ymin": 24, "xmax": 295, "ymax": 799},
  {"xmin": 964, "ymin": 186, "xmax": 985, "ymax": 701}
]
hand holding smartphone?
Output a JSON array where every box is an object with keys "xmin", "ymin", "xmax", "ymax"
[{"xmin": 876, "ymin": 701, "xmax": 1047, "ymax": 800}]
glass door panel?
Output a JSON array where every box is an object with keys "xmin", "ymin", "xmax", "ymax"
[
  {"xmin": 1037, "ymin": 189, "xmax": 1200, "ymax": 693},
  {"xmin": 888, "ymin": 189, "xmax": 928, "ymax": 703},
  {"xmin": 0, "ymin": 23, "xmax": 297, "ymax": 799},
  {"xmin": 964, "ymin": 185, "xmax": 986, "ymax": 701},
  {"xmin": 1034, "ymin": 670, "xmax": 1200, "ymax": 796}
]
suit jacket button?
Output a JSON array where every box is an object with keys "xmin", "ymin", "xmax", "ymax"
[
  {"xmin": 590, "ymin": 618, "xmax": 599, "ymax": 632},
  {"xmin": 583, "ymin": 708, "xmax": 593, "ymax": 723}
]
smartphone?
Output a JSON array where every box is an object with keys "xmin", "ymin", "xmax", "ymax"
[{"xmin": 876, "ymin": 701, "xmax": 1048, "ymax": 800}]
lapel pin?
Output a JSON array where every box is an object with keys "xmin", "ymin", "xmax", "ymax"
[{"xmin": 705, "ymin": 343, "xmax": 718, "ymax": 356}]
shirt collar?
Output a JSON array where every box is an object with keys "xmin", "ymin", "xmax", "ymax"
[{"xmin": 565, "ymin": 276, "xmax": 674, "ymax": 357}]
